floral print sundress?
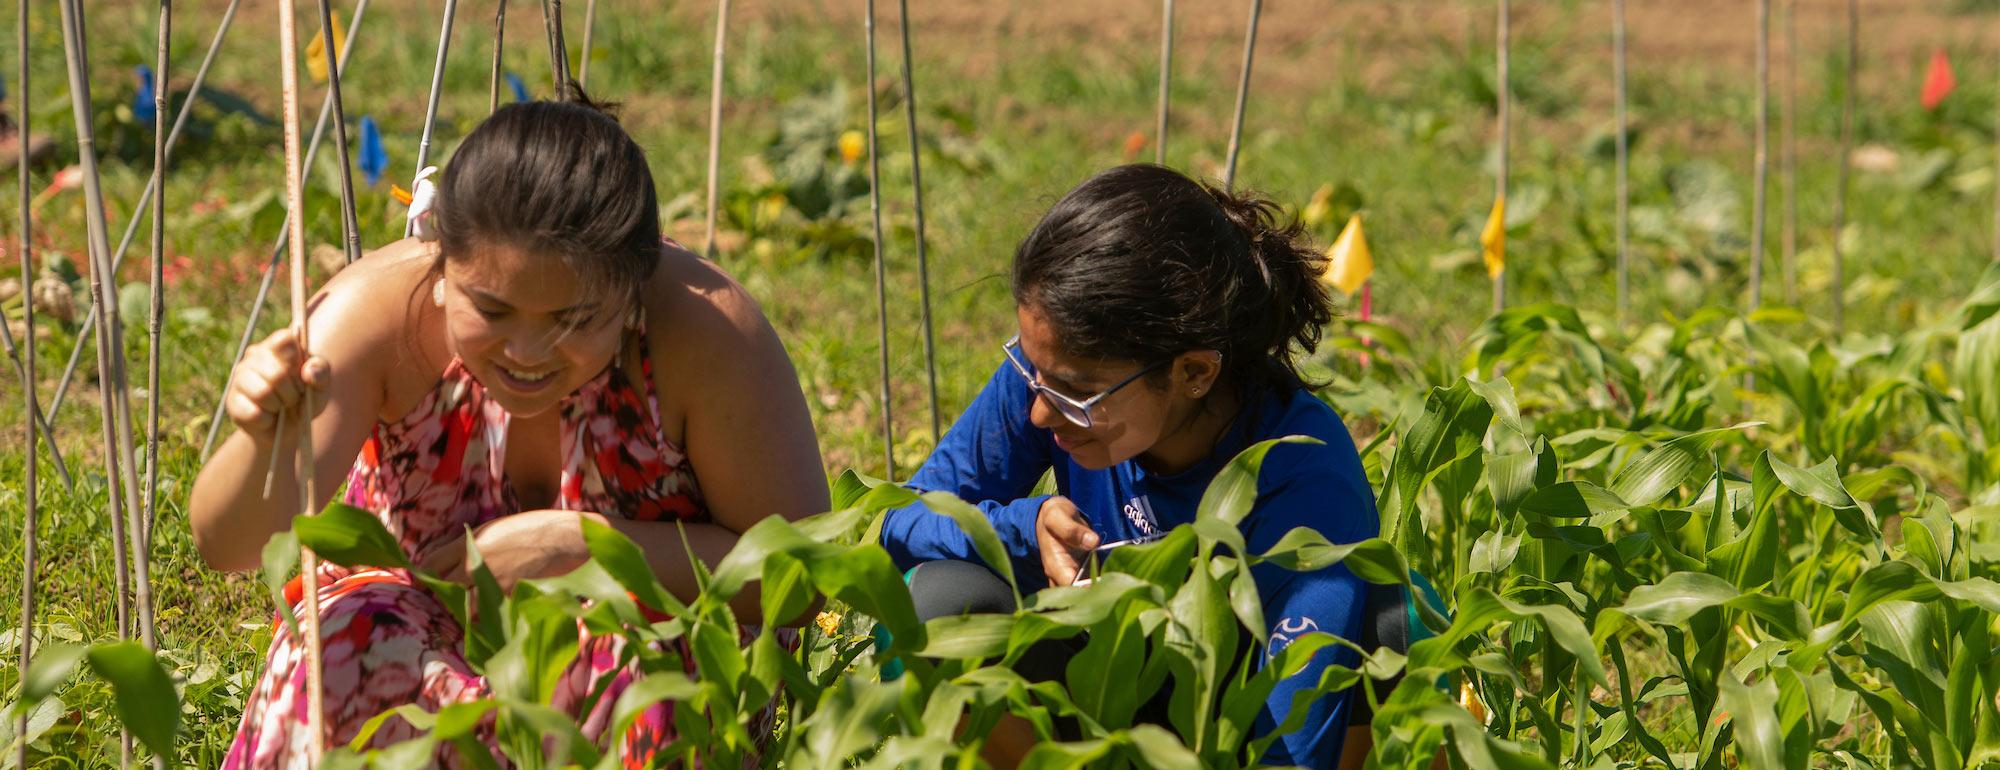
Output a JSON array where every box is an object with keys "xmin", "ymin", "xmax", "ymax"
[{"xmin": 222, "ymin": 326, "xmax": 792, "ymax": 768}]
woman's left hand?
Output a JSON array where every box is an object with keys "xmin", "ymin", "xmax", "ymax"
[{"xmin": 418, "ymin": 509, "xmax": 598, "ymax": 589}]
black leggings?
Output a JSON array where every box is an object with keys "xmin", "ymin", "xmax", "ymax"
[{"xmin": 906, "ymin": 560, "xmax": 1411, "ymax": 731}]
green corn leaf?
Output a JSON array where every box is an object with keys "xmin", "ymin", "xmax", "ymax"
[
  {"xmin": 1197, "ymin": 436, "xmax": 1319, "ymax": 528},
  {"xmin": 919, "ymin": 614, "xmax": 1016, "ymax": 660},
  {"xmin": 1516, "ymin": 481, "xmax": 1631, "ymax": 520},
  {"xmin": 1252, "ymin": 530, "xmax": 1409, "ymax": 586},
  {"xmin": 294, "ymin": 501, "xmax": 411, "ymax": 570},
  {"xmin": 1384, "ymin": 380, "xmax": 1494, "ymax": 549},
  {"xmin": 1103, "ymin": 525, "xmax": 1198, "ymax": 588},
  {"xmin": 580, "ymin": 517, "xmax": 684, "ymax": 618},
  {"xmin": 1018, "ymin": 737, "xmax": 1119, "ymax": 770},
  {"xmin": 1466, "ymin": 375, "xmax": 1531, "ymax": 440},
  {"xmin": 1610, "ymin": 423, "xmax": 1759, "ymax": 507},
  {"xmin": 920, "ymin": 491, "xmax": 1019, "ymax": 597},
  {"xmin": 1126, "ymin": 724, "xmax": 1202, "ymax": 770},
  {"xmin": 1719, "ymin": 674, "xmax": 1785, "ymax": 770}
]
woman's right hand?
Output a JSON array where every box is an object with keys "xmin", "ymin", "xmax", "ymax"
[
  {"xmin": 225, "ymin": 326, "xmax": 331, "ymax": 442},
  {"xmin": 1036, "ymin": 496, "xmax": 1100, "ymax": 587}
]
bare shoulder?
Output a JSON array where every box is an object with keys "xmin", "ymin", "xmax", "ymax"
[
  {"xmin": 304, "ymin": 238, "xmax": 448, "ymax": 408},
  {"xmin": 641, "ymin": 243, "xmax": 794, "ymax": 413},
  {"xmin": 307, "ymin": 237, "xmax": 436, "ymax": 347},
  {"xmin": 644, "ymin": 242, "xmax": 780, "ymax": 355}
]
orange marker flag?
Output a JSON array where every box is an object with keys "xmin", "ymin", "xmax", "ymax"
[
  {"xmin": 304, "ymin": 11, "xmax": 346, "ymax": 85},
  {"xmin": 1480, "ymin": 195, "xmax": 1507, "ymax": 279},
  {"xmin": 1922, "ymin": 48, "xmax": 1956, "ymax": 111},
  {"xmin": 1323, "ymin": 213, "xmax": 1373, "ymax": 296}
]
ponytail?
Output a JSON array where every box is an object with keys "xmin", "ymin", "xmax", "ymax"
[{"xmin": 1012, "ymin": 163, "xmax": 1336, "ymax": 397}]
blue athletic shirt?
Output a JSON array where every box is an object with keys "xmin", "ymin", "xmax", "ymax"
[{"xmin": 879, "ymin": 358, "xmax": 1378, "ymax": 768}]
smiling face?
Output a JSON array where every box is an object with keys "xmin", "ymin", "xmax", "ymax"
[
  {"xmin": 1015, "ymin": 304, "xmax": 1184, "ymax": 470},
  {"xmin": 439, "ymin": 243, "xmax": 628, "ymax": 417}
]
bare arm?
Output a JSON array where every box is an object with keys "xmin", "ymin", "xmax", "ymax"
[
  {"xmin": 187, "ymin": 246, "xmax": 419, "ymax": 572},
  {"xmin": 639, "ymin": 252, "xmax": 831, "ymax": 622}
]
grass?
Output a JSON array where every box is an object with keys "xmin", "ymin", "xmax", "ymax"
[{"xmin": 4, "ymin": 0, "xmax": 2000, "ymax": 765}]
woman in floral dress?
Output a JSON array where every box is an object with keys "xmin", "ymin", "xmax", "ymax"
[{"xmin": 186, "ymin": 91, "xmax": 828, "ymax": 767}]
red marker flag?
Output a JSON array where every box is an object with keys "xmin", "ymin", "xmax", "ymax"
[{"xmin": 1922, "ymin": 48, "xmax": 1956, "ymax": 112}]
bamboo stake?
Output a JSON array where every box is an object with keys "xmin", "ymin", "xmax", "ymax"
[
  {"xmin": 703, "ymin": 0, "xmax": 729, "ymax": 257},
  {"xmin": 897, "ymin": 0, "xmax": 941, "ymax": 442},
  {"xmin": 0, "ymin": 290, "xmax": 71, "ymax": 490},
  {"xmin": 1223, "ymin": 0, "xmax": 1261, "ymax": 189},
  {"xmin": 1613, "ymin": 0, "xmax": 1629, "ymax": 323},
  {"xmin": 1155, "ymin": 0, "xmax": 1172, "ymax": 165},
  {"xmin": 1781, "ymin": 0, "xmax": 1799, "ymax": 301},
  {"xmin": 275, "ymin": 0, "xmax": 327, "ymax": 759},
  {"xmin": 1832, "ymin": 0, "xmax": 1856, "ymax": 334},
  {"xmin": 491, "ymin": 0, "xmax": 506, "ymax": 114},
  {"xmin": 577, "ymin": 0, "xmax": 596, "ymax": 89},
  {"xmin": 200, "ymin": 0, "xmax": 370, "ymax": 460},
  {"xmin": 1751, "ymin": 0, "xmax": 1769, "ymax": 313},
  {"xmin": 1494, "ymin": 0, "xmax": 1509, "ymax": 314},
  {"xmin": 142, "ymin": 0, "xmax": 172, "ymax": 687},
  {"xmin": 56, "ymin": 0, "xmax": 139, "ymax": 761},
  {"xmin": 45, "ymin": 0, "xmax": 243, "ymax": 434},
  {"xmin": 540, "ymin": 0, "xmax": 570, "ymax": 92},
  {"xmin": 864, "ymin": 0, "xmax": 895, "ymax": 479},
  {"xmin": 12, "ymin": 0, "xmax": 39, "ymax": 759},
  {"xmin": 315, "ymin": 0, "xmax": 362, "ymax": 264},
  {"xmin": 407, "ymin": 0, "xmax": 458, "ymax": 238}
]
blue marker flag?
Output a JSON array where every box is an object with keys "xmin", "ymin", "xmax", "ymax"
[
  {"xmin": 135, "ymin": 65, "xmax": 157, "ymax": 125},
  {"xmin": 358, "ymin": 115, "xmax": 387, "ymax": 187},
  {"xmin": 506, "ymin": 72, "xmax": 530, "ymax": 104}
]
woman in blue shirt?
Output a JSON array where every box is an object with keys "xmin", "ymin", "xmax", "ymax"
[{"xmin": 879, "ymin": 164, "xmax": 1378, "ymax": 768}]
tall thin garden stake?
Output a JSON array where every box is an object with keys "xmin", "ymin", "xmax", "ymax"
[
  {"xmin": 201, "ymin": 0, "xmax": 370, "ymax": 460},
  {"xmin": 56, "ymin": 0, "xmax": 142, "ymax": 761},
  {"xmin": 143, "ymin": 0, "xmax": 171, "ymax": 668},
  {"xmin": 897, "ymin": 0, "xmax": 941, "ymax": 441},
  {"xmin": 407, "ymin": 0, "xmax": 458, "ymax": 238},
  {"xmin": 1494, "ymin": 0, "xmax": 1509, "ymax": 314},
  {"xmin": 1751, "ymin": 0, "xmax": 1769, "ymax": 312},
  {"xmin": 1155, "ymin": 0, "xmax": 1172, "ymax": 165},
  {"xmin": 490, "ymin": 0, "xmax": 506, "ymax": 113},
  {"xmin": 577, "ymin": 0, "xmax": 596, "ymax": 88},
  {"xmin": 45, "ymin": 0, "xmax": 243, "ymax": 434},
  {"xmin": 13, "ymin": 0, "xmax": 39, "ymax": 760},
  {"xmin": 0, "ymin": 296, "xmax": 72, "ymax": 490},
  {"xmin": 1781, "ymin": 0, "xmax": 1799, "ymax": 300},
  {"xmin": 1832, "ymin": 0, "xmax": 1856, "ymax": 334},
  {"xmin": 864, "ymin": 0, "xmax": 895, "ymax": 479},
  {"xmin": 540, "ymin": 0, "xmax": 570, "ymax": 92},
  {"xmin": 703, "ymin": 0, "xmax": 729, "ymax": 258},
  {"xmin": 316, "ymin": 0, "xmax": 362, "ymax": 264},
  {"xmin": 1222, "ymin": 0, "xmax": 1261, "ymax": 189},
  {"xmin": 276, "ymin": 0, "xmax": 328, "ymax": 758},
  {"xmin": 1613, "ymin": 0, "xmax": 1629, "ymax": 323}
]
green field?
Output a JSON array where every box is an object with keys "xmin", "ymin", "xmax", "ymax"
[{"xmin": 8, "ymin": 0, "xmax": 2000, "ymax": 766}]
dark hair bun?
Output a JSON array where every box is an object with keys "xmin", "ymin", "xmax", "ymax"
[{"xmin": 1012, "ymin": 164, "xmax": 1334, "ymax": 395}]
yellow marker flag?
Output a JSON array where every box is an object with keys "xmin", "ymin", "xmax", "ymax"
[
  {"xmin": 1302, "ymin": 183, "xmax": 1334, "ymax": 230},
  {"xmin": 1480, "ymin": 195, "xmax": 1506, "ymax": 279},
  {"xmin": 305, "ymin": 11, "xmax": 346, "ymax": 85},
  {"xmin": 1323, "ymin": 213, "xmax": 1372, "ymax": 296}
]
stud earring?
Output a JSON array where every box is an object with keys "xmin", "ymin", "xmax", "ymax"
[{"xmin": 432, "ymin": 278, "xmax": 446, "ymax": 307}]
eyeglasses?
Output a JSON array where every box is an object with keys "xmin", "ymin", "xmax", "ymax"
[{"xmin": 1002, "ymin": 334, "xmax": 1168, "ymax": 429}]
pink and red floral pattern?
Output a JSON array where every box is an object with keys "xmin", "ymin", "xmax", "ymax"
[{"xmin": 223, "ymin": 334, "xmax": 790, "ymax": 769}]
